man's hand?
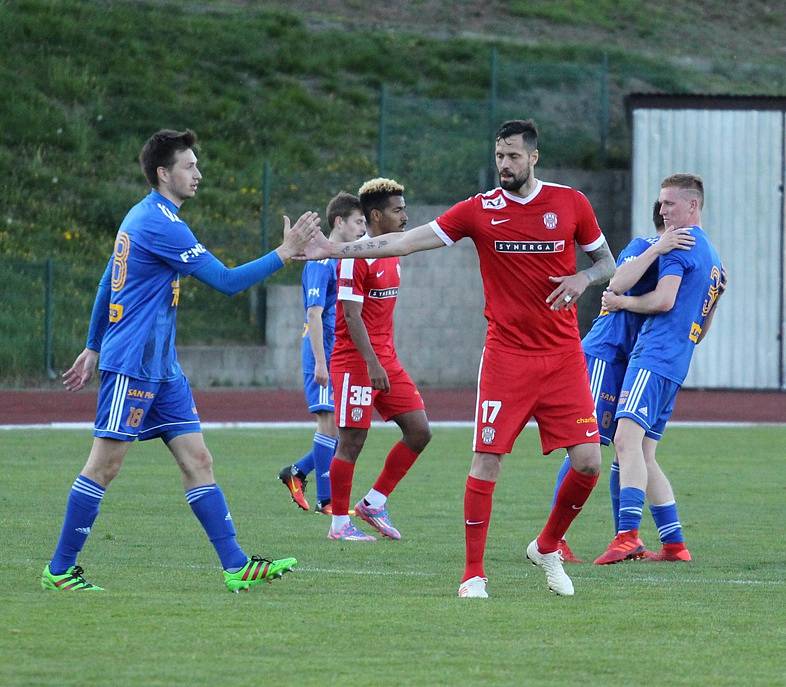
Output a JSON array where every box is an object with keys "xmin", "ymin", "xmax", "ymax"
[
  {"xmin": 62, "ymin": 348, "xmax": 99, "ymax": 392},
  {"xmin": 655, "ymin": 226, "xmax": 695, "ymax": 255},
  {"xmin": 367, "ymin": 359, "xmax": 390, "ymax": 392},
  {"xmin": 277, "ymin": 211, "xmax": 321, "ymax": 261},
  {"xmin": 601, "ymin": 289, "xmax": 625, "ymax": 312},
  {"xmin": 299, "ymin": 231, "xmax": 333, "ymax": 261},
  {"xmin": 546, "ymin": 272, "xmax": 591, "ymax": 311},
  {"xmin": 313, "ymin": 361, "xmax": 329, "ymax": 388}
]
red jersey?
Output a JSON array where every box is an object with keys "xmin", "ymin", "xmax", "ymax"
[
  {"xmin": 331, "ymin": 255, "xmax": 401, "ymax": 371},
  {"xmin": 431, "ymin": 181, "xmax": 604, "ymax": 354}
]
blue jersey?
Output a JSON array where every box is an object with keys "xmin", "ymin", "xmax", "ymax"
[
  {"xmin": 300, "ymin": 258, "xmax": 338, "ymax": 374},
  {"xmin": 582, "ymin": 236, "xmax": 660, "ymax": 362},
  {"xmin": 629, "ymin": 226, "xmax": 722, "ymax": 385},
  {"xmin": 98, "ymin": 190, "xmax": 215, "ymax": 381}
]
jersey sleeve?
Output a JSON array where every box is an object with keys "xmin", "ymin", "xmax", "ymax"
[
  {"xmin": 616, "ymin": 237, "xmax": 652, "ymax": 266},
  {"xmin": 336, "ymin": 258, "xmax": 368, "ymax": 303},
  {"xmin": 303, "ymin": 261, "xmax": 330, "ymax": 310},
  {"xmin": 430, "ymin": 196, "xmax": 477, "ymax": 245},
  {"xmin": 573, "ymin": 190, "xmax": 605, "ymax": 251},
  {"xmin": 658, "ymin": 248, "xmax": 689, "ymax": 279},
  {"xmin": 143, "ymin": 209, "xmax": 216, "ymax": 276}
]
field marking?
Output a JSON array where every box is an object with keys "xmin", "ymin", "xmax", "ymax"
[{"xmin": 2, "ymin": 420, "xmax": 784, "ymax": 431}]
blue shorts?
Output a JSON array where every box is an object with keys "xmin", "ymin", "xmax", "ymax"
[
  {"xmin": 585, "ymin": 354, "xmax": 626, "ymax": 446},
  {"xmin": 614, "ymin": 367, "xmax": 680, "ymax": 441},
  {"xmin": 94, "ymin": 371, "xmax": 201, "ymax": 443},
  {"xmin": 303, "ymin": 371, "xmax": 334, "ymax": 413}
]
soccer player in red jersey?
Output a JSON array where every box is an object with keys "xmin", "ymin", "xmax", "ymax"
[
  {"xmin": 326, "ymin": 178, "xmax": 432, "ymax": 542},
  {"xmin": 306, "ymin": 121, "xmax": 615, "ymax": 596}
]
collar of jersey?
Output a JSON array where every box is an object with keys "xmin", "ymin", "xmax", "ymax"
[
  {"xmin": 148, "ymin": 189, "xmax": 180, "ymax": 215},
  {"xmin": 500, "ymin": 180, "xmax": 543, "ymax": 206}
]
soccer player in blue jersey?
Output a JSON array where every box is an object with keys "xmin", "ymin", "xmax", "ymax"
[
  {"xmin": 594, "ymin": 173, "xmax": 726, "ymax": 564},
  {"xmin": 42, "ymin": 129, "xmax": 320, "ymax": 592},
  {"xmin": 550, "ymin": 201, "xmax": 695, "ymax": 563},
  {"xmin": 278, "ymin": 192, "xmax": 367, "ymax": 514}
]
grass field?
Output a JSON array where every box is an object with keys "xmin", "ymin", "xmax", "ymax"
[{"xmin": 2, "ymin": 425, "xmax": 785, "ymax": 686}]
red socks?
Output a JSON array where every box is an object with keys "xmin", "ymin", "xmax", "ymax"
[
  {"xmin": 329, "ymin": 456, "xmax": 355, "ymax": 516},
  {"xmin": 462, "ymin": 475, "xmax": 496, "ymax": 582},
  {"xmin": 372, "ymin": 441, "xmax": 420, "ymax": 496},
  {"xmin": 538, "ymin": 467, "xmax": 598, "ymax": 553}
]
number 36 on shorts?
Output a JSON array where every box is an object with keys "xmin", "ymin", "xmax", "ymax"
[{"xmin": 348, "ymin": 385, "xmax": 372, "ymax": 406}]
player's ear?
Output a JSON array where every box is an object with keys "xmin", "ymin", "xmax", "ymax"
[{"xmin": 530, "ymin": 149, "xmax": 539, "ymax": 166}]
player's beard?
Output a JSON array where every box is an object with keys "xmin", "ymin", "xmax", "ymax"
[{"xmin": 499, "ymin": 166, "xmax": 530, "ymax": 192}]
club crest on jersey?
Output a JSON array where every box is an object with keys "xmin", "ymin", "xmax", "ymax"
[
  {"xmin": 495, "ymin": 240, "xmax": 565, "ymax": 254},
  {"xmin": 481, "ymin": 426, "xmax": 495, "ymax": 445},
  {"xmin": 351, "ymin": 407, "xmax": 364, "ymax": 422},
  {"xmin": 481, "ymin": 195, "xmax": 507, "ymax": 210},
  {"xmin": 543, "ymin": 212, "xmax": 558, "ymax": 230}
]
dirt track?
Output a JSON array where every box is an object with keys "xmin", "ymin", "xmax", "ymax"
[{"xmin": 1, "ymin": 388, "xmax": 783, "ymax": 424}]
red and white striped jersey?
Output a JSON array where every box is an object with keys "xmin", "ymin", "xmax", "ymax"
[{"xmin": 331, "ymin": 255, "xmax": 401, "ymax": 371}]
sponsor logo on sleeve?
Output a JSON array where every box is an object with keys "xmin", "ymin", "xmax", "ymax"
[
  {"xmin": 308, "ymin": 287, "xmax": 320, "ymax": 298},
  {"xmin": 369, "ymin": 287, "xmax": 399, "ymax": 299},
  {"xmin": 179, "ymin": 243, "xmax": 207, "ymax": 263}
]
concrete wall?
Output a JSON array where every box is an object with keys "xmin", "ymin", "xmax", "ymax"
[{"xmin": 179, "ymin": 169, "xmax": 631, "ymax": 388}]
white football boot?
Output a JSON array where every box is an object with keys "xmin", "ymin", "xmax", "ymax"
[
  {"xmin": 526, "ymin": 539, "xmax": 575, "ymax": 596},
  {"xmin": 457, "ymin": 576, "xmax": 488, "ymax": 598}
]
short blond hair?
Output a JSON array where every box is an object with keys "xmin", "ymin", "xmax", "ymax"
[
  {"xmin": 661, "ymin": 173, "xmax": 704, "ymax": 209},
  {"xmin": 358, "ymin": 177, "xmax": 405, "ymax": 221}
]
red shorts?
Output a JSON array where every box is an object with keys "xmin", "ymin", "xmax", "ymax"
[
  {"xmin": 473, "ymin": 346, "xmax": 599, "ymax": 455},
  {"xmin": 332, "ymin": 364, "xmax": 425, "ymax": 429}
]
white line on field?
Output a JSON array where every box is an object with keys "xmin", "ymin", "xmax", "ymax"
[{"xmin": 2, "ymin": 420, "xmax": 783, "ymax": 431}]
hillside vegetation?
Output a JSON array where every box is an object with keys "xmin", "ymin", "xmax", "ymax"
[{"xmin": 1, "ymin": 0, "xmax": 783, "ymax": 380}]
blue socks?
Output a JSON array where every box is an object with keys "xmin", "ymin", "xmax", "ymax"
[
  {"xmin": 618, "ymin": 487, "xmax": 645, "ymax": 532},
  {"xmin": 186, "ymin": 484, "xmax": 248, "ymax": 571},
  {"xmin": 50, "ymin": 475, "xmax": 106, "ymax": 575},
  {"xmin": 649, "ymin": 501, "xmax": 684, "ymax": 543},
  {"xmin": 551, "ymin": 455, "xmax": 572, "ymax": 506},
  {"xmin": 609, "ymin": 461, "xmax": 621, "ymax": 533},
  {"xmin": 294, "ymin": 452, "xmax": 315, "ymax": 476},
  {"xmin": 312, "ymin": 433, "xmax": 337, "ymax": 503}
]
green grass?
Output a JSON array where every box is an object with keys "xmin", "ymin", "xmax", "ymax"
[{"xmin": 2, "ymin": 425, "xmax": 784, "ymax": 685}]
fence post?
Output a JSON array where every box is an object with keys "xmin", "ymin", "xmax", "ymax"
[
  {"xmin": 44, "ymin": 257, "xmax": 56, "ymax": 378},
  {"xmin": 377, "ymin": 83, "xmax": 387, "ymax": 176},
  {"xmin": 487, "ymin": 46, "xmax": 499, "ymax": 188},
  {"xmin": 256, "ymin": 160, "xmax": 272, "ymax": 344},
  {"xmin": 599, "ymin": 52, "xmax": 609, "ymax": 166}
]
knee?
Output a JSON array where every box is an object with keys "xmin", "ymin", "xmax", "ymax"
[
  {"xmin": 181, "ymin": 447, "xmax": 214, "ymax": 479},
  {"xmin": 404, "ymin": 425, "xmax": 432, "ymax": 453},
  {"xmin": 569, "ymin": 447, "xmax": 601, "ymax": 476}
]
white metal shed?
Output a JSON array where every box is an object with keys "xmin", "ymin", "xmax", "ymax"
[{"xmin": 627, "ymin": 94, "xmax": 786, "ymax": 390}]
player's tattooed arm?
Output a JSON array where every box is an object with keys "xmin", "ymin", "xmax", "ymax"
[
  {"xmin": 580, "ymin": 241, "xmax": 616, "ymax": 287},
  {"xmin": 307, "ymin": 224, "xmax": 444, "ymax": 260}
]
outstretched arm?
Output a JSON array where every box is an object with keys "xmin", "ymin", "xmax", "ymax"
[
  {"xmin": 546, "ymin": 240, "xmax": 616, "ymax": 311},
  {"xmin": 193, "ymin": 211, "xmax": 320, "ymax": 295},
  {"xmin": 304, "ymin": 223, "xmax": 445, "ymax": 261}
]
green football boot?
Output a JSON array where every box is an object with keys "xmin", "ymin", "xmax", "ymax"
[
  {"xmin": 41, "ymin": 564, "xmax": 104, "ymax": 591},
  {"xmin": 224, "ymin": 555, "xmax": 298, "ymax": 593}
]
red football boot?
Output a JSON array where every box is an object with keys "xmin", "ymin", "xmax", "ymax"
[
  {"xmin": 645, "ymin": 543, "xmax": 692, "ymax": 562},
  {"xmin": 593, "ymin": 531, "xmax": 647, "ymax": 565}
]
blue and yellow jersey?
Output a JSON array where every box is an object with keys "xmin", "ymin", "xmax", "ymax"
[
  {"xmin": 300, "ymin": 258, "xmax": 338, "ymax": 374},
  {"xmin": 98, "ymin": 190, "xmax": 215, "ymax": 381},
  {"xmin": 582, "ymin": 235, "xmax": 660, "ymax": 362},
  {"xmin": 629, "ymin": 226, "xmax": 722, "ymax": 385}
]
